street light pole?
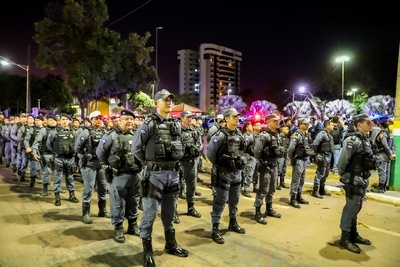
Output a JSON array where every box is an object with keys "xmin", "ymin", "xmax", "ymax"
[
  {"xmin": 0, "ymin": 55, "xmax": 30, "ymax": 113},
  {"xmin": 155, "ymin": 26, "xmax": 163, "ymax": 95},
  {"xmin": 351, "ymin": 88, "xmax": 358, "ymax": 103},
  {"xmin": 336, "ymin": 56, "xmax": 349, "ymax": 110}
]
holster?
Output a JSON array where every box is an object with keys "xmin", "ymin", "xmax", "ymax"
[{"xmin": 141, "ymin": 162, "xmax": 153, "ymax": 198}]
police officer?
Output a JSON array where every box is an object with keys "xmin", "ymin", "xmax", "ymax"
[
  {"xmin": 287, "ymin": 117, "xmax": 313, "ymax": 208},
  {"xmin": 337, "ymin": 114, "xmax": 375, "ymax": 253},
  {"xmin": 253, "ymin": 114, "xmax": 284, "ymax": 224},
  {"xmin": 96, "ymin": 109, "xmax": 142, "ymax": 243},
  {"xmin": 276, "ymin": 123, "xmax": 290, "ymax": 190},
  {"xmin": 311, "ymin": 119, "xmax": 334, "ymax": 198},
  {"xmin": 207, "ymin": 107, "xmax": 246, "ymax": 244},
  {"xmin": 131, "ymin": 89, "xmax": 189, "ymax": 266},
  {"xmin": 240, "ymin": 121, "xmax": 257, "ymax": 197},
  {"xmin": 75, "ymin": 111, "xmax": 109, "ymax": 224},
  {"xmin": 31, "ymin": 115, "xmax": 58, "ymax": 196},
  {"xmin": 178, "ymin": 110, "xmax": 202, "ymax": 221},
  {"xmin": 370, "ymin": 118, "xmax": 396, "ymax": 193},
  {"xmin": 10, "ymin": 114, "xmax": 28, "ymax": 180},
  {"xmin": 9, "ymin": 115, "xmax": 21, "ymax": 173},
  {"xmin": 23, "ymin": 115, "xmax": 45, "ymax": 187},
  {"xmin": 1, "ymin": 117, "xmax": 13, "ymax": 168},
  {"xmin": 47, "ymin": 113, "xmax": 79, "ymax": 206}
]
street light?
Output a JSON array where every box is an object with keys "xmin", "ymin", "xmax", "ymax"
[
  {"xmin": 155, "ymin": 26, "xmax": 163, "ymax": 95},
  {"xmin": 351, "ymin": 88, "xmax": 358, "ymax": 103},
  {"xmin": 0, "ymin": 56, "xmax": 30, "ymax": 113},
  {"xmin": 336, "ymin": 56, "xmax": 349, "ymax": 108}
]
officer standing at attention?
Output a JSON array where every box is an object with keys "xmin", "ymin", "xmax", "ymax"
[
  {"xmin": 252, "ymin": 114, "xmax": 284, "ymax": 225},
  {"xmin": 47, "ymin": 113, "xmax": 79, "ymax": 206},
  {"xmin": 31, "ymin": 115, "xmax": 58, "ymax": 196},
  {"xmin": 75, "ymin": 111, "xmax": 110, "ymax": 224},
  {"xmin": 337, "ymin": 114, "xmax": 375, "ymax": 253},
  {"xmin": 311, "ymin": 119, "xmax": 334, "ymax": 198},
  {"xmin": 207, "ymin": 107, "xmax": 246, "ymax": 245},
  {"xmin": 96, "ymin": 109, "xmax": 142, "ymax": 243},
  {"xmin": 131, "ymin": 89, "xmax": 189, "ymax": 266},
  {"xmin": 178, "ymin": 110, "xmax": 202, "ymax": 221},
  {"xmin": 370, "ymin": 118, "xmax": 396, "ymax": 193},
  {"xmin": 287, "ymin": 117, "xmax": 313, "ymax": 208}
]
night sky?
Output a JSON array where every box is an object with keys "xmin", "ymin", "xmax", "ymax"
[{"xmin": 1, "ymin": 0, "xmax": 398, "ymax": 106}]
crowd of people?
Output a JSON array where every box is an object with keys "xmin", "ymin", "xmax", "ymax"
[{"xmin": 0, "ymin": 98, "xmax": 397, "ymax": 265}]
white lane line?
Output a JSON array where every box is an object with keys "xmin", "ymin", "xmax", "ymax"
[{"xmin": 364, "ymin": 225, "xmax": 400, "ymax": 237}]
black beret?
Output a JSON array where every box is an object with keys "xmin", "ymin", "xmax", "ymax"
[
  {"xmin": 47, "ymin": 114, "xmax": 58, "ymax": 121},
  {"xmin": 120, "ymin": 109, "xmax": 135, "ymax": 118},
  {"xmin": 36, "ymin": 115, "xmax": 44, "ymax": 121}
]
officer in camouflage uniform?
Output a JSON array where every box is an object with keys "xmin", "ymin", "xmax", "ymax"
[
  {"xmin": 47, "ymin": 113, "xmax": 79, "ymax": 206},
  {"xmin": 370, "ymin": 118, "xmax": 396, "ymax": 193},
  {"xmin": 253, "ymin": 114, "xmax": 284, "ymax": 225},
  {"xmin": 337, "ymin": 114, "xmax": 375, "ymax": 254},
  {"xmin": 287, "ymin": 117, "xmax": 313, "ymax": 208},
  {"xmin": 97, "ymin": 109, "xmax": 142, "ymax": 243},
  {"xmin": 207, "ymin": 107, "xmax": 247, "ymax": 244},
  {"xmin": 311, "ymin": 119, "xmax": 334, "ymax": 198},
  {"xmin": 75, "ymin": 111, "xmax": 109, "ymax": 225},
  {"xmin": 132, "ymin": 89, "xmax": 189, "ymax": 266},
  {"xmin": 31, "ymin": 115, "xmax": 58, "ymax": 196}
]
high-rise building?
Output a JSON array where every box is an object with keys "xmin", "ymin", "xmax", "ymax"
[{"xmin": 178, "ymin": 43, "xmax": 242, "ymax": 112}]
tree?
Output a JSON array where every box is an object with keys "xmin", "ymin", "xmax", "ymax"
[
  {"xmin": 174, "ymin": 93, "xmax": 197, "ymax": 107},
  {"xmin": 129, "ymin": 91, "xmax": 155, "ymax": 113},
  {"xmin": 33, "ymin": 0, "xmax": 157, "ymax": 117}
]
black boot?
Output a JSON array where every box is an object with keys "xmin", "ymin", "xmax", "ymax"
[
  {"xmin": 68, "ymin": 191, "xmax": 79, "ymax": 203},
  {"xmin": 212, "ymin": 223, "xmax": 224, "ymax": 244},
  {"xmin": 350, "ymin": 225, "xmax": 371, "ymax": 245},
  {"xmin": 311, "ymin": 186, "xmax": 323, "ymax": 199},
  {"xmin": 98, "ymin": 200, "xmax": 110, "ymax": 217},
  {"xmin": 339, "ymin": 230, "xmax": 361, "ymax": 253},
  {"xmin": 290, "ymin": 195, "xmax": 301, "ymax": 209},
  {"xmin": 29, "ymin": 176, "xmax": 36, "ymax": 187},
  {"xmin": 19, "ymin": 172, "xmax": 26, "ymax": 182},
  {"xmin": 254, "ymin": 206, "xmax": 267, "ymax": 224},
  {"xmin": 297, "ymin": 193, "xmax": 309, "ymax": 204},
  {"xmin": 265, "ymin": 203, "xmax": 281, "ymax": 218},
  {"xmin": 371, "ymin": 183, "xmax": 385, "ymax": 193},
  {"xmin": 114, "ymin": 223, "xmax": 125, "ymax": 243},
  {"xmin": 228, "ymin": 218, "xmax": 246, "ymax": 234},
  {"xmin": 173, "ymin": 204, "xmax": 180, "ymax": 224},
  {"xmin": 82, "ymin": 203, "xmax": 93, "ymax": 224},
  {"xmin": 280, "ymin": 178, "xmax": 289, "ymax": 189},
  {"xmin": 187, "ymin": 203, "xmax": 201, "ymax": 218},
  {"xmin": 41, "ymin": 184, "xmax": 48, "ymax": 196},
  {"xmin": 142, "ymin": 238, "xmax": 156, "ymax": 267},
  {"xmin": 164, "ymin": 229, "xmax": 189, "ymax": 257},
  {"xmin": 54, "ymin": 192, "xmax": 61, "ymax": 206},
  {"xmin": 319, "ymin": 184, "xmax": 331, "ymax": 196},
  {"xmin": 12, "ymin": 164, "xmax": 17, "ymax": 173},
  {"xmin": 126, "ymin": 219, "xmax": 140, "ymax": 236},
  {"xmin": 6, "ymin": 161, "xmax": 10, "ymax": 168},
  {"xmin": 276, "ymin": 181, "xmax": 281, "ymax": 190}
]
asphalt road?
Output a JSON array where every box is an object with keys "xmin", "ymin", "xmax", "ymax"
[{"xmin": 0, "ymin": 163, "xmax": 399, "ymax": 267}]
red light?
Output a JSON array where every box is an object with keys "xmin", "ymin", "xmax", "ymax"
[{"xmin": 255, "ymin": 114, "xmax": 260, "ymax": 120}]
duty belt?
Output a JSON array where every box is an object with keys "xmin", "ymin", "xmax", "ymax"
[
  {"xmin": 353, "ymin": 171, "xmax": 369, "ymax": 178},
  {"xmin": 181, "ymin": 158, "xmax": 195, "ymax": 163},
  {"xmin": 152, "ymin": 163, "xmax": 178, "ymax": 171}
]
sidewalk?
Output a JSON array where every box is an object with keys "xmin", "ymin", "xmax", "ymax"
[{"xmin": 199, "ymin": 159, "xmax": 400, "ymax": 206}]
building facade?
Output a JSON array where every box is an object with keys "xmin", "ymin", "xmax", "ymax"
[{"xmin": 178, "ymin": 43, "xmax": 242, "ymax": 113}]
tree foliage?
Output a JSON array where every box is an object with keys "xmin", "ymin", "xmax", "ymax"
[
  {"xmin": 33, "ymin": 0, "xmax": 157, "ymax": 117},
  {"xmin": 175, "ymin": 93, "xmax": 197, "ymax": 107},
  {"xmin": 128, "ymin": 91, "xmax": 155, "ymax": 112}
]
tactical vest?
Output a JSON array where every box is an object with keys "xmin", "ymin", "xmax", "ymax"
[
  {"xmin": 317, "ymin": 130, "xmax": 333, "ymax": 153},
  {"xmin": 345, "ymin": 132, "xmax": 375, "ymax": 172},
  {"xmin": 85, "ymin": 127, "xmax": 105, "ymax": 158},
  {"xmin": 54, "ymin": 127, "xmax": 75, "ymax": 156},
  {"xmin": 216, "ymin": 127, "xmax": 245, "ymax": 168},
  {"xmin": 41, "ymin": 126, "xmax": 53, "ymax": 153},
  {"xmin": 374, "ymin": 129, "xmax": 393, "ymax": 154},
  {"xmin": 144, "ymin": 114, "xmax": 184, "ymax": 162},
  {"xmin": 243, "ymin": 132, "xmax": 255, "ymax": 156},
  {"xmin": 182, "ymin": 125, "xmax": 201, "ymax": 159},
  {"xmin": 294, "ymin": 130, "xmax": 311, "ymax": 158},
  {"xmin": 27, "ymin": 126, "xmax": 42, "ymax": 147},
  {"xmin": 261, "ymin": 129, "xmax": 284, "ymax": 159},
  {"xmin": 330, "ymin": 126, "xmax": 341, "ymax": 145},
  {"xmin": 109, "ymin": 128, "xmax": 138, "ymax": 171}
]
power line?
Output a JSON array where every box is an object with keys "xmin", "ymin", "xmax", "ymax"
[{"xmin": 106, "ymin": 0, "xmax": 152, "ymax": 28}]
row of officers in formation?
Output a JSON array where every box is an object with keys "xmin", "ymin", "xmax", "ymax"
[{"xmin": 0, "ymin": 89, "xmax": 396, "ymax": 266}]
